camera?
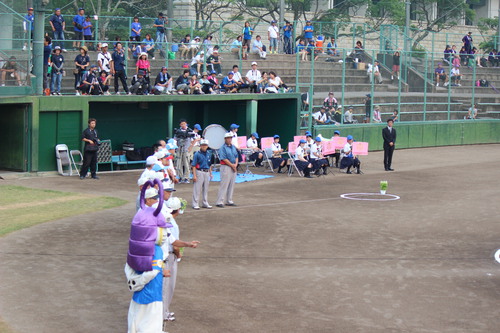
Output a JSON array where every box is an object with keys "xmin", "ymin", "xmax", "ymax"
[
  {"xmin": 174, "ymin": 128, "xmax": 195, "ymax": 139},
  {"xmin": 93, "ymin": 139, "xmax": 101, "ymax": 146}
]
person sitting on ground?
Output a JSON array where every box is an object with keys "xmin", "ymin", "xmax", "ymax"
[
  {"xmin": 294, "ymin": 139, "xmax": 314, "ymax": 178},
  {"xmin": 130, "ymin": 70, "xmax": 150, "ymax": 95},
  {"xmin": 231, "ymin": 35, "xmax": 243, "ymax": 59},
  {"xmin": 154, "ymin": 66, "xmax": 172, "ymax": 94},
  {"xmin": 340, "ymin": 135, "xmax": 361, "ymax": 174},
  {"xmin": 174, "ymin": 69, "xmax": 190, "ymax": 94},
  {"xmin": 450, "ymin": 64, "xmax": 462, "ymax": 86},
  {"xmin": 344, "ymin": 106, "xmax": 355, "ymax": 124},
  {"xmin": 367, "ymin": 60, "xmax": 383, "ymax": 84},
  {"xmin": 326, "ymin": 37, "xmax": 339, "ymax": 56},
  {"xmin": 488, "ymin": 49, "xmax": 498, "ymax": 67},
  {"xmin": 257, "ymin": 71, "xmax": 268, "ymax": 93},
  {"xmin": 270, "ymin": 135, "xmax": 288, "ymax": 173},
  {"xmin": 206, "ymin": 49, "xmax": 222, "ymax": 75},
  {"xmin": 372, "ymin": 105, "xmax": 382, "ymax": 123},
  {"xmin": 265, "ymin": 71, "xmax": 287, "ymax": 93},
  {"xmin": 189, "ymin": 36, "xmax": 200, "ymax": 58},
  {"xmin": 231, "ymin": 65, "xmax": 248, "ymax": 91},
  {"xmin": 188, "ymin": 74, "xmax": 202, "ymax": 94},
  {"xmin": 313, "ymin": 107, "xmax": 334, "ymax": 125},
  {"xmin": 434, "ymin": 63, "xmax": 449, "ymax": 87},
  {"xmin": 252, "ymin": 35, "xmax": 267, "ymax": 59},
  {"xmin": 466, "ymin": 103, "xmax": 478, "ymax": 119},
  {"xmin": 142, "ymin": 34, "xmax": 156, "ymax": 59},
  {"xmin": 221, "ymin": 71, "xmax": 238, "ymax": 93},
  {"xmin": 190, "ymin": 50, "xmax": 204, "ymax": 76},
  {"xmin": 246, "ymin": 132, "xmax": 263, "ymax": 167},
  {"xmin": 199, "ymin": 72, "xmax": 215, "ymax": 94},
  {"xmin": 245, "ymin": 61, "xmax": 261, "ymax": 94},
  {"xmin": 309, "ymin": 136, "xmax": 329, "ymax": 176},
  {"xmin": 178, "ymin": 34, "xmax": 191, "ymax": 60}
]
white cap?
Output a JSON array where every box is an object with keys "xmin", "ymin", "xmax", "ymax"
[
  {"xmin": 251, "ymin": 61, "xmax": 257, "ymax": 66},
  {"xmin": 144, "ymin": 188, "xmax": 158, "ymax": 199},
  {"xmin": 224, "ymin": 132, "xmax": 233, "ymax": 138},
  {"xmin": 167, "ymin": 197, "xmax": 181, "ymax": 210},
  {"xmin": 137, "ymin": 177, "xmax": 149, "ymax": 186},
  {"xmin": 101, "ymin": 43, "xmax": 108, "ymax": 48},
  {"xmin": 200, "ymin": 139, "xmax": 209, "ymax": 145},
  {"xmin": 146, "ymin": 156, "xmax": 157, "ymax": 166}
]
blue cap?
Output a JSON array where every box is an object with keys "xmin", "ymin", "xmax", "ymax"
[
  {"xmin": 55, "ymin": 8, "xmax": 61, "ymax": 11},
  {"xmin": 251, "ymin": 132, "xmax": 259, "ymax": 139},
  {"xmin": 334, "ymin": 130, "xmax": 340, "ymax": 135},
  {"xmin": 230, "ymin": 124, "xmax": 239, "ymax": 130},
  {"xmin": 166, "ymin": 143, "xmax": 178, "ymax": 150},
  {"xmin": 347, "ymin": 135, "xmax": 353, "ymax": 140},
  {"xmin": 210, "ymin": 70, "xmax": 216, "ymax": 74},
  {"xmin": 194, "ymin": 124, "xmax": 202, "ymax": 130},
  {"xmin": 79, "ymin": 8, "xmax": 84, "ymax": 11},
  {"xmin": 306, "ymin": 132, "xmax": 312, "ymax": 137},
  {"xmin": 228, "ymin": 71, "xmax": 234, "ymax": 76},
  {"xmin": 167, "ymin": 138, "xmax": 175, "ymax": 144},
  {"xmin": 315, "ymin": 136, "xmax": 322, "ymax": 142},
  {"xmin": 273, "ymin": 135, "xmax": 280, "ymax": 139},
  {"xmin": 271, "ymin": 20, "xmax": 276, "ymax": 23},
  {"xmin": 299, "ymin": 139, "xmax": 307, "ymax": 144},
  {"xmin": 305, "ymin": 131, "xmax": 311, "ymax": 135}
]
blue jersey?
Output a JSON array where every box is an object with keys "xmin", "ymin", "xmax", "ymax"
[
  {"xmin": 73, "ymin": 14, "xmax": 85, "ymax": 32},
  {"xmin": 283, "ymin": 25, "xmax": 292, "ymax": 38},
  {"xmin": 192, "ymin": 150, "xmax": 212, "ymax": 169},
  {"xmin": 24, "ymin": 14, "xmax": 34, "ymax": 31},
  {"xmin": 303, "ymin": 25, "xmax": 314, "ymax": 39},
  {"xmin": 131, "ymin": 22, "xmax": 142, "ymax": 37},
  {"xmin": 83, "ymin": 21, "xmax": 92, "ymax": 36},
  {"xmin": 243, "ymin": 26, "xmax": 253, "ymax": 40},
  {"xmin": 132, "ymin": 245, "xmax": 164, "ymax": 304}
]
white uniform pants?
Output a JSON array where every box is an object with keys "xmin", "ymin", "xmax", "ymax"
[
  {"xmin": 162, "ymin": 253, "xmax": 178, "ymax": 319},
  {"xmin": 128, "ymin": 300, "xmax": 163, "ymax": 333},
  {"xmin": 216, "ymin": 164, "xmax": 236, "ymax": 205},
  {"xmin": 192, "ymin": 169, "xmax": 210, "ymax": 208}
]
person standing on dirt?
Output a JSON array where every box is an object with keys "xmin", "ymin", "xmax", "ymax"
[
  {"xmin": 382, "ymin": 118, "xmax": 396, "ymax": 171},
  {"xmin": 80, "ymin": 118, "xmax": 100, "ymax": 180}
]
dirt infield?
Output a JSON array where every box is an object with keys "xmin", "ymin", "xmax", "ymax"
[{"xmin": 1, "ymin": 145, "xmax": 499, "ymax": 333}]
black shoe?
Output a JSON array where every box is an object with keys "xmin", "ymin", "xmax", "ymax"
[
  {"xmin": 388, "ymin": 168, "xmax": 394, "ymax": 171},
  {"xmin": 226, "ymin": 202, "xmax": 236, "ymax": 206},
  {"xmin": 92, "ymin": 175, "xmax": 99, "ymax": 179},
  {"xmin": 80, "ymin": 175, "xmax": 85, "ymax": 180},
  {"xmin": 304, "ymin": 175, "xmax": 313, "ymax": 178},
  {"xmin": 216, "ymin": 204, "xmax": 224, "ymax": 208},
  {"xmin": 385, "ymin": 168, "xmax": 389, "ymax": 171},
  {"xmin": 357, "ymin": 169, "xmax": 361, "ymax": 174},
  {"xmin": 346, "ymin": 171, "xmax": 352, "ymax": 174}
]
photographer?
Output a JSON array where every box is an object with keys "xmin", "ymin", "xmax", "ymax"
[
  {"xmin": 130, "ymin": 70, "xmax": 150, "ymax": 95},
  {"xmin": 283, "ymin": 21, "xmax": 293, "ymax": 54},
  {"xmin": 110, "ymin": 42, "xmax": 130, "ymax": 95},
  {"xmin": 79, "ymin": 64, "xmax": 103, "ymax": 95},
  {"xmin": 80, "ymin": 118, "xmax": 100, "ymax": 180},
  {"xmin": 174, "ymin": 119, "xmax": 195, "ymax": 183}
]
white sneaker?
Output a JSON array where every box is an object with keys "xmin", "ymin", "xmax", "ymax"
[
  {"xmin": 22, "ymin": 46, "xmax": 27, "ymax": 51},
  {"xmin": 104, "ymin": 91, "xmax": 111, "ymax": 95},
  {"xmin": 193, "ymin": 206, "xmax": 200, "ymax": 210},
  {"xmin": 444, "ymin": 82, "xmax": 449, "ymax": 87},
  {"xmin": 62, "ymin": 49, "xmax": 67, "ymax": 53},
  {"xmin": 457, "ymin": 84, "xmax": 461, "ymax": 86},
  {"xmin": 152, "ymin": 57, "xmax": 155, "ymax": 60},
  {"xmin": 203, "ymin": 204, "xmax": 213, "ymax": 209},
  {"xmin": 116, "ymin": 91, "xmax": 120, "ymax": 95},
  {"xmin": 75, "ymin": 91, "xmax": 80, "ymax": 96},
  {"xmin": 1, "ymin": 84, "xmax": 5, "ymax": 87},
  {"xmin": 391, "ymin": 75, "xmax": 394, "ymax": 80},
  {"xmin": 127, "ymin": 92, "xmax": 132, "ymax": 95},
  {"xmin": 436, "ymin": 83, "xmax": 439, "ymax": 87}
]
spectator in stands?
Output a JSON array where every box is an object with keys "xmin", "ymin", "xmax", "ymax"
[
  {"xmin": 74, "ymin": 46, "xmax": 90, "ymax": 95},
  {"xmin": 242, "ymin": 22, "xmax": 254, "ymax": 60},
  {"xmin": 364, "ymin": 94, "xmax": 372, "ymax": 123},
  {"xmin": 79, "ymin": 65, "xmax": 102, "ymax": 95},
  {"xmin": 130, "ymin": 16, "xmax": 142, "ymax": 42},
  {"xmin": 199, "ymin": 72, "xmax": 215, "ymax": 94},
  {"xmin": 206, "ymin": 49, "xmax": 222, "ymax": 75},
  {"xmin": 1, "ymin": 56, "xmax": 22, "ymax": 87},
  {"xmin": 98, "ymin": 69, "xmax": 111, "ymax": 95},
  {"xmin": 297, "ymin": 40, "xmax": 308, "ymax": 61},
  {"xmin": 306, "ymin": 40, "xmax": 319, "ymax": 61},
  {"xmin": 50, "ymin": 47, "xmax": 64, "ymax": 95},
  {"xmin": 367, "ymin": 60, "xmax": 383, "ymax": 84},
  {"xmin": 283, "ymin": 21, "xmax": 293, "ymax": 54},
  {"xmin": 450, "ymin": 64, "xmax": 462, "ymax": 86},
  {"xmin": 313, "ymin": 107, "xmax": 334, "ymax": 124},
  {"xmin": 452, "ymin": 54, "xmax": 460, "ymax": 68},
  {"xmin": 136, "ymin": 52, "xmax": 151, "ymax": 75},
  {"xmin": 391, "ymin": 110, "xmax": 399, "ymax": 122},
  {"xmin": 72, "ymin": 8, "xmax": 85, "ymax": 50},
  {"xmin": 391, "ymin": 51, "xmax": 400, "ymax": 80},
  {"xmin": 43, "ymin": 36, "xmax": 52, "ymax": 92},
  {"xmin": 326, "ymin": 37, "xmax": 339, "ymax": 56},
  {"xmin": 332, "ymin": 106, "xmax": 342, "ymax": 123},
  {"xmin": 133, "ymin": 42, "xmax": 147, "ymax": 60},
  {"xmin": 459, "ymin": 46, "xmax": 468, "ymax": 66},
  {"xmin": 340, "ymin": 135, "xmax": 361, "ymax": 174},
  {"xmin": 130, "ymin": 70, "xmax": 150, "ymax": 95},
  {"xmin": 49, "ymin": 8, "xmax": 66, "ymax": 52},
  {"xmin": 97, "ymin": 43, "xmax": 112, "ymax": 79},
  {"xmin": 83, "ymin": 16, "xmax": 93, "ymax": 50},
  {"xmin": 153, "ymin": 12, "xmax": 167, "ymax": 53},
  {"xmin": 266, "ymin": 71, "xmax": 287, "ymax": 93},
  {"xmin": 443, "ymin": 45, "xmax": 453, "ymax": 65},
  {"xmin": 372, "ymin": 105, "xmax": 382, "ymax": 123},
  {"xmin": 111, "ymin": 42, "xmax": 130, "ymax": 95},
  {"xmin": 203, "ymin": 35, "xmax": 213, "ymax": 56},
  {"xmin": 221, "ymin": 71, "xmax": 238, "ymax": 93},
  {"xmin": 434, "ymin": 62, "xmax": 449, "ymax": 87},
  {"xmin": 23, "ymin": 7, "xmax": 34, "ymax": 51},
  {"xmin": 175, "ymin": 69, "xmax": 190, "ymax": 94},
  {"xmin": 257, "ymin": 71, "xmax": 268, "ymax": 93},
  {"xmin": 354, "ymin": 40, "xmax": 364, "ymax": 62},
  {"xmin": 245, "ymin": 61, "xmax": 261, "ymax": 93},
  {"xmin": 231, "ymin": 65, "xmax": 248, "ymax": 91},
  {"xmin": 189, "ymin": 74, "xmax": 203, "ymax": 94},
  {"xmin": 324, "ymin": 92, "xmax": 338, "ymax": 109},
  {"xmin": 466, "ymin": 103, "xmax": 478, "ymax": 119},
  {"xmin": 252, "ymin": 35, "xmax": 267, "ymax": 59},
  {"xmin": 303, "ymin": 20, "xmax": 314, "ymax": 45},
  {"xmin": 154, "ymin": 66, "xmax": 172, "ymax": 94},
  {"xmin": 231, "ymin": 36, "xmax": 243, "ymax": 59},
  {"xmin": 190, "ymin": 36, "xmax": 201, "ymax": 59},
  {"xmin": 344, "ymin": 106, "xmax": 354, "ymax": 124},
  {"xmin": 179, "ymin": 35, "xmax": 191, "ymax": 59},
  {"xmin": 208, "ymin": 70, "xmax": 220, "ymax": 92},
  {"xmin": 462, "ymin": 32, "xmax": 473, "ymax": 55},
  {"xmin": 488, "ymin": 49, "xmax": 498, "ymax": 67},
  {"xmin": 142, "ymin": 34, "xmax": 156, "ymax": 59},
  {"xmin": 190, "ymin": 50, "xmax": 204, "ymax": 76},
  {"xmin": 268, "ymin": 20, "xmax": 279, "ymax": 54}
]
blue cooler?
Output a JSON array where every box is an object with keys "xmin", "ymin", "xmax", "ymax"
[{"xmin": 171, "ymin": 44, "xmax": 179, "ymax": 52}]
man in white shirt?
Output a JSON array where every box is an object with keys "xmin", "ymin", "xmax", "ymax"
[
  {"xmin": 189, "ymin": 36, "xmax": 200, "ymax": 58},
  {"xmin": 252, "ymin": 35, "xmax": 267, "ymax": 59},
  {"xmin": 367, "ymin": 60, "xmax": 383, "ymax": 84},
  {"xmin": 450, "ymin": 64, "xmax": 462, "ymax": 86},
  {"xmin": 231, "ymin": 65, "xmax": 249, "ymax": 91},
  {"xmin": 313, "ymin": 107, "xmax": 334, "ymax": 124},
  {"xmin": 267, "ymin": 20, "xmax": 279, "ymax": 54},
  {"xmin": 246, "ymin": 62, "xmax": 261, "ymax": 93},
  {"xmin": 190, "ymin": 50, "xmax": 204, "ymax": 76},
  {"xmin": 97, "ymin": 43, "xmax": 112, "ymax": 79}
]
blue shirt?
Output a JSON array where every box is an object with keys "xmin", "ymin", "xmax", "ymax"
[
  {"xmin": 296, "ymin": 44, "xmax": 305, "ymax": 53},
  {"xmin": 435, "ymin": 67, "xmax": 445, "ymax": 74},
  {"xmin": 154, "ymin": 18, "xmax": 165, "ymax": 32},
  {"xmin": 192, "ymin": 150, "xmax": 212, "ymax": 169},
  {"xmin": 283, "ymin": 25, "xmax": 292, "ymax": 38},
  {"xmin": 73, "ymin": 14, "xmax": 85, "ymax": 32},
  {"xmin": 50, "ymin": 14, "xmax": 65, "ymax": 32},
  {"xmin": 44, "ymin": 45, "xmax": 52, "ymax": 64},
  {"xmin": 218, "ymin": 143, "xmax": 238, "ymax": 164},
  {"xmin": 132, "ymin": 245, "xmax": 163, "ymax": 304},
  {"xmin": 243, "ymin": 26, "xmax": 253, "ymax": 40},
  {"xmin": 131, "ymin": 22, "xmax": 142, "ymax": 37},
  {"xmin": 221, "ymin": 76, "xmax": 235, "ymax": 88},
  {"xmin": 24, "ymin": 14, "xmax": 34, "ymax": 31},
  {"xmin": 83, "ymin": 21, "xmax": 92, "ymax": 36},
  {"xmin": 303, "ymin": 24, "xmax": 314, "ymax": 39}
]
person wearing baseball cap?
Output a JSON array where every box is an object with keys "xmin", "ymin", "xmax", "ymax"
[
  {"xmin": 293, "ymin": 139, "xmax": 314, "ymax": 178},
  {"xmin": 97, "ymin": 42, "xmax": 112, "ymax": 81},
  {"xmin": 190, "ymin": 124, "xmax": 202, "ymax": 154},
  {"xmin": 309, "ymin": 136, "xmax": 329, "ymax": 176},
  {"xmin": 246, "ymin": 132, "xmax": 263, "ymax": 167},
  {"xmin": 340, "ymin": 135, "xmax": 361, "ymax": 174},
  {"xmin": 139, "ymin": 155, "xmax": 159, "ymax": 181},
  {"xmin": 49, "ymin": 8, "xmax": 67, "ymax": 52},
  {"xmin": 245, "ymin": 61, "xmax": 261, "ymax": 94},
  {"xmin": 221, "ymin": 71, "xmax": 238, "ymax": 93},
  {"xmin": 268, "ymin": 20, "xmax": 279, "ymax": 54},
  {"xmin": 191, "ymin": 139, "xmax": 213, "ymax": 210},
  {"xmin": 271, "ymin": 135, "xmax": 288, "ymax": 173},
  {"xmin": 216, "ymin": 133, "xmax": 239, "ymax": 207},
  {"xmin": 23, "ymin": 7, "xmax": 35, "ymax": 51},
  {"xmin": 304, "ymin": 20, "xmax": 314, "ymax": 45},
  {"xmin": 72, "ymin": 8, "xmax": 85, "ymax": 50}
]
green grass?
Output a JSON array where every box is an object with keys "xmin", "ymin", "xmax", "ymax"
[
  {"xmin": 0, "ymin": 317, "xmax": 18, "ymax": 333},
  {"xmin": 0, "ymin": 185, "xmax": 127, "ymax": 236}
]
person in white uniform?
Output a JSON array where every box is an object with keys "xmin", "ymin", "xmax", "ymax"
[
  {"xmin": 309, "ymin": 136, "xmax": 329, "ymax": 175},
  {"xmin": 294, "ymin": 139, "xmax": 313, "ymax": 178},
  {"xmin": 246, "ymin": 132, "xmax": 263, "ymax": 167},
  {"xmin": 270, "ymin": 135, "xmax": 288, "ymax": 173}
]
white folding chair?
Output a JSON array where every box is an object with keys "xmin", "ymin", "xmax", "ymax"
[
  {"xmin": 262, "ymin": 148, "xmax": 275, "ymax": 173},
  {"xmin": 55, "ymin": 144, "xmax": 73, "ymax": 176},
  {"xmin": 287, "ymin": 152, "xmax": 303, "ymax": 177},
  {"xmin": 70, "ymin": 150, "xmax": 84, "ymax": 176}
]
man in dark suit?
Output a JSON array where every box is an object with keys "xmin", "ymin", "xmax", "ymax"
[{"xmin": 382, "ymin": 118, "xmax": 396, "ymax": 171}]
